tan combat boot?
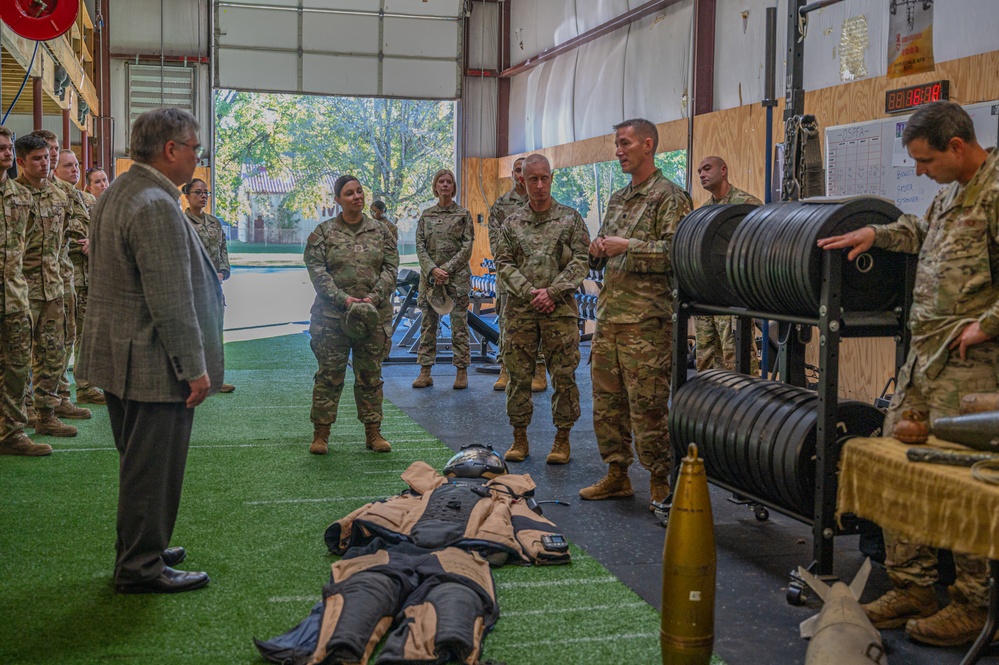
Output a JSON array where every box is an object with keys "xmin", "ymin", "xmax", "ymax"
[
  {"xmin": 650, "ymin": 475, "xmax": 671, "ymax": 510},
  {"xmin": 310, "ymin": 424, "xmax": 330, "ymax": 455},
  {"xmin": 76, "ymin": 387, "xmax": 106, "ymax": 405},
  {"xmin": 905, "ymin": 601, "xmax": 989, "ymax": 647},
  {"xmin": 364, "ymin": 423, "xmax": 392, "ymax": 452},
  {"xmin": 546, "ymin": 428, "xmax": 571, "ymax": 464},
  {"xmin": 531, "ymin": 362, "xmax": 547, "ymax": 392},
  {"xmin": 25, "ymin": 404, "xmax": 37, "ymax": 428},
  {"xmin": 453, "ymin": 368, "xmax": 468, "ymax": 390},
  {"xmin": 504, "ymin": 427, "xmax": 529, "ymax": 462},
  {"xmin": 862, "ymin": 585, "xmax": 939, "ymax": 629},
  {"xmin": 579, "ymin": 463, "xmax": 634, "ymax": 500},
  {"xmin": 55, "ymin": 398, "xmax": 92, "ymax": 420},
  {"xmin": 33, "ymin": 409, "xmax": 78, "ymax": 437},
  {"xmin": 493, "ymin": 365, "xmax": 509, "ymax": 391},
  {"xmin": 412, "ymin": 366, "xmax": 433, "ymax": 388},
  {"xmin": 0, "ymin": 432, "xmax": 53, "ymax": 456}
]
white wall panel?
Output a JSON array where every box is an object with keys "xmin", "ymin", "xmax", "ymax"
[
  {"xmin": 510, "ymin": 0, "xmax": 578, "ymax": 61},
  {"xmin": 575, "ymin": 0, "xmax": 631, "ymax": 33},
  {"xmin": 463, "ymin": 76, "xmax": 498, "ymax": 158},
  {"xmin": 801, "ymin": 0, "xmax": 887, "ymax": 90},
  {"xmin": 382, "ymin": 58, "xmax": 458, "ymax": 99},
  {"xmin": 217, "ymin": 48, "xmax": 299, "ymax": 91},
  {"xmin": 384, "ymin": 17, "xmax": 459, "ymax": 58},
  {"xmin": 509, "ymin": 72, "xmax": 530, "ymax": 154},
  {"xmin": 927, "ymin": 0, "xmax": 999, "ymax": 64},
  {"xmin": 468, "ymin": 2, "xmax": 499, "ymax": 70},
  {"xmin": 384, "ymin": 0, "xmax": 464, "ymax": 16},
  {"xmin": 217, "ymin": 7, "xmax": 299, "ymax": 50},
  {"xmin": 623, "ymin": 3, "xmax": 692, "ymax": 123},
  {"xmin": 110, "ymin": 0, "xmax": 208, "ymax": 56},
  {"xmin": 574, "ymin": 33, "xmax": 625, "ymax": 141},
  {"xmin": 713, "ymin": 0, "xmax": 771, "ymax": 109},
  {"xmin": 302, "ymin": 14, "xmax": 379, "ymax": 55},
  {"xmin": 303, "ymin": 55, "xmax": 379, "ymax": 97},
  {"xmin": 540, "ymin": 54, "xmax": 578, "ymax": 148}
]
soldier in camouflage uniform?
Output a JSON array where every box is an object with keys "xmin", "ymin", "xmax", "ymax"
[
  {"xmin": 15, "ymin": 134, "xmax": 84, "ymax": 438},
  {"xmin": 304, "ymin": 175, "xmax": 399, "ymax": 455},
  {"xmin": 413, "ymin": 169, "xmax": 474, "ymax": 390},
  {"xmin": 488, "ymin": 157, "xmax": 525, "ymax": 391},
  {"xmin": 370, "ymin": 200, "xmax": 400, "ymax": 362},
  {"xmin": 579, "ymin": 119, "xmax": 692, "ymax": 512},
  {"xmin": 494, "ymin": 155, "xmax": 590, "ymax": 464},
  {"xmin": 370, "ymin": 200, "xmax": 398, "ymax": 241},
  {"xmin": 183, "ymin": 178, "xmax": 236, "ymax": 393},
  {"xmin": 694, "ymin": 156, "xmax": 762, "ymax": 375},
  {"xmin": 819, "ymin": 101, "xmax": 999, "ymax": 647},
  {"xmin": 73, "ymin": 170, "xmax": 103, "ymax": 404},
  {"xmin": 0, "ymin": 127, "xmax": 51, "ymax": 456},
  {"xmin": 52, "ymin": 148, "xmax": 103, "ymax": 409}
]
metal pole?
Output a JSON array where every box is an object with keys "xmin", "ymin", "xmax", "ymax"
[{"xmin": 761, "ymin": 6, "xmax": 778, "ymax": 379}]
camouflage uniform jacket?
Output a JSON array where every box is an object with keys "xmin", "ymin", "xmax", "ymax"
[
  {"xmin": 708, "ymin": 185, "xmax": 763, "ymax": 206},
  {"xmin": 185, "ymin": 208, "xmax": 231, "ymax": 279},
  {"xmin": 488, "ymin": 188, "xmax": 528, "ymax": 257},
  {"xmin": 305, "ymin": 212, "xmax": 399, "ymax": 321},
  {"xmin": 495, "ymin": 200, "xmax": 590, "ymax": 319},
  {"xmin": 377, "ymin": 215, "xmax": 399, "ymax": 242},
  {"xmin": 416, "ymin": 201, "xmax": 474, "ymax": 288},
  {"xmin": 81, "ymin": 190, "xmax": 97, "ymax": 216},
  {"xmin": 0, "ymin": 177, "xmax": 34, "ymax": 314},
  {"xmin": 591, "ymin": 169, "xmax": 692, "ymax": 323},
  {"xmin": 51, "ymin": 177, "xmax": 90, "ymax": 286},
  {"xmin": 18, "ymin": 176, "xmax": 83, "ymax": 300},
  {"xmin": 872, "ymin": 147, "xmax": 999, "ymax": 379}
]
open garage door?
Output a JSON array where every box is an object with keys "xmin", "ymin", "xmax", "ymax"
[{"xmin": 212, "ymin": 0, "xmax": 465, "ymax": 99}]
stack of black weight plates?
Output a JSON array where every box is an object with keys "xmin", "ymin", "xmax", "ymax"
[
  {"xmin": 669, "ymin": 370, "xmax": 886, "ymax": 516},
  {"xmin": 672, "ymin": 204, "xmax": 757, "ymax": 306},
  {"xmin": 725, "ymin": 198, "xmax": 907, "ymax": 316}
]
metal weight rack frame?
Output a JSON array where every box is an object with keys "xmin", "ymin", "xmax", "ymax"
[{"xmin": 671, "ymin": 248, "xmax": 917, "ymax": 602}]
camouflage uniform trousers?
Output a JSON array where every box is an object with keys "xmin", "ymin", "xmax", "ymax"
[
  {"xmin": 0, "ymin": 311, "xmax": 32, "ymax": 442},
  {"xmin": 495, "ymin": 292, "xmax": 543, "ymax": 363},
  {"xmin": 25, "ymin": 297, "xmax": 66, "ymax": 411},
  {"xmin": 591, "ymin": 318, "xmax": 673, "ymax": 479},
  {"xmin": 417, "ymin": 282, "xmax": 470, "ymax": 368},
  {"xmin": 881, "ymin": 341, "xmax": 999, "ymax": 607},
  {"xmin": 57, "ymin": 278, "xmax": 77, "ymax": 400},
  {"xmin": 694, "ymin": 316, "xmax": 760, "ymax": 374},
  {"xmin": 72, "ymin": 253, "xmax": 94, "ymax": 391},
  {"xmin": 309, "ymin": 315, "xmax": 388, "ymax": 426},
  {"xmin": 502, "ymin": 316, "xmax": 580, "ymax": 429}
]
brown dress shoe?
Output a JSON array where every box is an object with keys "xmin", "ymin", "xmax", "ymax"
[
  {"xmin": 906, "ymin": 602, "xmax": 989, "ymax": 647},
  {"xmin": 862, "ymin": 585, "xmax": 939, "ymax": 629},
  {"xmin": 219, "ymin": 383, "xmax": 236, "ymax": 393}
]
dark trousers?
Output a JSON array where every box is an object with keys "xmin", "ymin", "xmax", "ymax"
[{"xmin": 106, "ymin": 392, "xmax": 195, "ymax": 584}]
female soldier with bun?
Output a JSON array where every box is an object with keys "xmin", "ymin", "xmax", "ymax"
[
  {"xmin": 182, "ymin": 178, "xmax": 236, "ymax": 393},
  {"xmin": 303, "ymin": 175, "xmax": 399, "ymax": 455},
  {"xmin": 412, "ymin": 168, "xmax": 475, "ymax": 390}
]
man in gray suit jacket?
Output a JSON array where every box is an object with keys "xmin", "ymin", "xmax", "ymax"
[{"xmin": 77, "ymin": 108, "xmax": 224, "ymax": 594}]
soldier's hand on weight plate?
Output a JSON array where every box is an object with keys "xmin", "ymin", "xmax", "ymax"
[{"xmin": 816, "ymin": 227, "xmax": 875, "ymax": 262}]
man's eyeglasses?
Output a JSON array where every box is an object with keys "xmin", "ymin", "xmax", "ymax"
[
  {"xmin": 189, "ymin": 190, "xmax": 211, "ymax": 197},
  {"xmin": 176, "ymin": 141, "xmax": 204, "ymax": 159}
]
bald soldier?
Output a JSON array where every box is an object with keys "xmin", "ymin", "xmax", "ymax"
[
  {"xmin": 494, "ymin": 154, "xmax": 589, "ymax": 464},
  {"xmin": 695, "ymin": 156, "xmax": 762, "ymax": 375},
  {"xmin": 580, "ymin": 118, "xmax": 692, "ymax": 513}
]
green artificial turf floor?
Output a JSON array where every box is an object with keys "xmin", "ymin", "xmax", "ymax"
[{"xmin": 0, "ymin": 333, "xmax": 722, "ymax": 665}]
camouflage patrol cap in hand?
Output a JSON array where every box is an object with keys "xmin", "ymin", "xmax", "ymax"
[
  {"xmin": 428, "ymin": 283, "xmax": 455, "ymax": 315},
  {"xmin": 344, "ymin": 302, "xmax": 380, "ymax": 340}
]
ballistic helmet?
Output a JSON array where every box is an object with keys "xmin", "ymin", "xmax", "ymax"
[{"xmin": 443, "ymin": 443, "xmax": 507, "ymax": 479}]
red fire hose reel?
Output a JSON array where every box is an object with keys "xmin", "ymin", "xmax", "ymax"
[{"xmin": 1, "ymin": 0, "xmax": 80, "ymax": 41}]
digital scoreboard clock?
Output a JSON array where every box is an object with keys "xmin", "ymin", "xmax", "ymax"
[{"xmin": 885, "ymin": 80, "xmax": 950, "ymax": 114}]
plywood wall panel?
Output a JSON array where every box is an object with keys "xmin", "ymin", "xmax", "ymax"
[{"xmin": 463, "ymin": 158, "xmax": 500, "ymax": 275}]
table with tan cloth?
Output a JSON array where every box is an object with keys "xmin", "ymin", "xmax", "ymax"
[{"xmin": 838, "ymin": 436, "xmax": 999, "ymax": 664}]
